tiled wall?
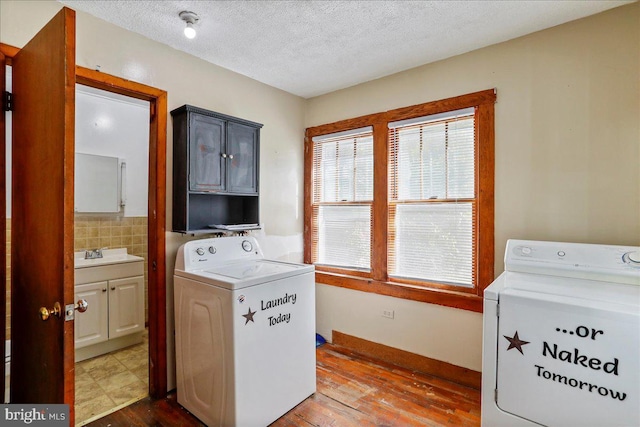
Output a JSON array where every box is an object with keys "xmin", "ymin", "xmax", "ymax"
[{"xmin": 4, "ymin": 216, "xmax": 148, "ymax": 341}]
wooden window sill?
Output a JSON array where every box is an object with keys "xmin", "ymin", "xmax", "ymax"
[{"xmin": 315, "ymin": 271, "xmax": 484, "ymax": 313}]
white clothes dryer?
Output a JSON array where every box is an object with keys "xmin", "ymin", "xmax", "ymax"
[
  {"xmin": 174, "ymin": 236, "xmax": 316, "ymax": 427},
  {"xmin": 482, "ymin": 240, "xmax": 640, "ymax": 427}
]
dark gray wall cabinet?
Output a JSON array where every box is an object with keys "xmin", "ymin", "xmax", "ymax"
[{"xmin": 171, "ymin": 105, "xmax": 263, "ymax": 232}]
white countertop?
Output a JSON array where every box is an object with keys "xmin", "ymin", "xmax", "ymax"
[{"xmin": 74, "ymin": 248, "xmax": 144, "ymax": 269}]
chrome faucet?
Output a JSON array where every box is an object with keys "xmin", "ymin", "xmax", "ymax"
[{"xmin": 84, "ymin": 248, "xmax": 106, "ymax": 259}]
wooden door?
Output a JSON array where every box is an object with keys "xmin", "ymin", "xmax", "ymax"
[
  {"xmin": 10, "ymin": 6, "xmax": 76, "ymax": 411},
  {"xmin": 0, "ymin": 51, "xmax": 6, "ymax": 404}
]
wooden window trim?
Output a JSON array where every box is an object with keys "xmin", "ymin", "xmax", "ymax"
[{"xmin": 305, "ymin": 89, "xmax": 495, "ymax": 313}]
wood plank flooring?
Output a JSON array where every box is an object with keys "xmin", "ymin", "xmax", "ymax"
[{"xmin": 87, "ymin": 343, "xmax": 480, "ymax": 426}]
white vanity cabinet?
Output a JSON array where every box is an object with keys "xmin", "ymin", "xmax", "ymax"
[
  {"xmin": 75, "ymin": 280, "xmax": 109, "ymax": 349},
  {"xmin": 74, "ymin": 249, "xmax": 145, "ymax": 362},
  {"xmin": 108, "ymin": 276, "xmax": 145, "ymax": 339}
]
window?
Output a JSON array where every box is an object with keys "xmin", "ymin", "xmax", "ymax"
[
  {"xmin": 388, "ymin": 108, "xmax": 475, "ymax": 287},
  {"xmin": 311, "ymin": 128, "xmax": 373, "ymax": 271},
  {"xmin": 305, "ymin": 90, "xmax": 495, "ymax": 312}
]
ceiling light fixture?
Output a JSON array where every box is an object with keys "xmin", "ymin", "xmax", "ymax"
[{"xmin": 179, "ymin": 11, "xmax": 199, "ymax": 39}]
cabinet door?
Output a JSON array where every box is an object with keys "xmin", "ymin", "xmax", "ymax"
[
  {"xmin": 75, "ymin": 281, "xmax": 109, "ymax": 349},
  {"xmin": 189, "ymin": 113, "xmax": 226, "ymax": 192},
  {"xmin": 109, "ymin": 276, "xmax": 145, "ymax": 339},
  {"xmin": 227, "ymin": 121, "xmax": 259, "ymax": 194}
]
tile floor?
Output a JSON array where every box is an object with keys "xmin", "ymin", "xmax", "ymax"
[{"xmin": 75, "ymin": 330, "xmax": 149, "ymax": 426}]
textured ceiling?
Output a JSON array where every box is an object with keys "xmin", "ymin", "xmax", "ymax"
[{"xmin": 59, "ymin": 0, "xmax": 632, "ymax": 98}]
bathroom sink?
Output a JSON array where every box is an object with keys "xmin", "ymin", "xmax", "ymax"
[{"xmin": 74, "ymin": 248, "xmax": 144, "ymax": 269}]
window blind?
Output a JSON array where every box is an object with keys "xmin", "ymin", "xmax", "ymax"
[
  {"xmin": 388, "ymin": 109, "xmax": 476, "ymax": 287},
  {"xmin": 312, "ymin": 128, "xmax": 373, "ymax": 270}
]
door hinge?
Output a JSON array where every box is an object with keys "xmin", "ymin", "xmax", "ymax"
[
  {"xmin": 494, "ymin": 388, "xmax": 498, "ymax": 402},
  {"xmin": 150, "ymin": 102, "xmax": 156, "ymax": 121},
  {"xmin": 152, "ymin": 260, "xmax": 157, "ymax": 271},
  {"xmin": 496, "ymin": 303, "xmax": 500, "ymax": 318},
  {"xmin": 3, "ymin": 91, "xmax": 13, "ymax": 111}
]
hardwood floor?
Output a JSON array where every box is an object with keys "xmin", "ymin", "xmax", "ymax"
[{"xmin": 87, "ymin": 343, "xmax": 480, "ymax": 426}]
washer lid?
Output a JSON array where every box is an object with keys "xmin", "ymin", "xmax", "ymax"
[
  {"xmin": 176, "ymin": 259, "xmax": 314, "ymax": 290},
  {"xmin": 206, "ymin": 259, "xmax": 304, "ymax": 280}
]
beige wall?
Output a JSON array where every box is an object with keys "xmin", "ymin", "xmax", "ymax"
[
  {"xmin": 1, "ymin": 1, "xmax": 638, "ymax": 376},
  {"xmin": 306, "ymin": 3, "xmax": 639, "ymax": 371}
]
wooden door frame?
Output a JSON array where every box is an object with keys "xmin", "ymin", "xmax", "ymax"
[
  {"xmin": 0, "ymin": 51, "xmax": 6, "ymax": 404},
  {"xmin": 0, "ymin": 43, "xmax": 168, "ymax": 399}
]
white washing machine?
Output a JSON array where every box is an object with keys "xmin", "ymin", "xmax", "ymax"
[
  {"xmin": 482, "ymin": 240, "xmax": 640, "ymax": 427},
  {"xmin": 174, "ymin": 236, "xmax": 316, "ymax": 427}
]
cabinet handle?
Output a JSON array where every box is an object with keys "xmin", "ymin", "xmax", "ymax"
[{"xmin": 221, "ymin": 153, "xmax": 227, "ymax": 158}]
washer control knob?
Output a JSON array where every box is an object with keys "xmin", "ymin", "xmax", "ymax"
[
  {"xmin": 557, "ymin": 251, "xmax": 566, "ymax": 257},
  {"xmin": 521, "ymin": 247, "xmax": 532, "ymax": 255},
  {"xmin": 195, "ymin": 247, "xmax": 205, "ymax": 256},
  {"xmin": 208, "ymin": 246, "xmax": 216, "ymax": 254},
  {"xmin": 622, "ymin": 251, "xmax": 640, "ymax": 266},
  {"xmin": 241, "ymin": 240, "xmax": 253, "ymax": 252}
]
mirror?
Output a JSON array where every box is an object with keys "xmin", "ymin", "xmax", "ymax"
[{"xmin": 75, "ymin": 153, "xmax": 120, "ymax": 213}]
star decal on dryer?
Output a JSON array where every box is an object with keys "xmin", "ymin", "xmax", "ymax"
[
  {"xmin": 242, "ymin": 307, "xmax": 256, "ymax": 325},
  {"xmin": 503, "ymin": 331, "xmax": 530, "ymax": 355}
]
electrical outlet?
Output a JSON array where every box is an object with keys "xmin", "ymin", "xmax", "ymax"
[{"xmin": 382, "ymin": 309, "xmax": 394, "ymax": 319}]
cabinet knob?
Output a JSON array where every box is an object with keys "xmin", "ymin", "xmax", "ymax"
[
  {"xmin": 221, "ymin": 153, "xmax": 227, "ymax": 158},
  {"xmin": 228, "ymin": 154, "xmax": 234, "ymax": 159},
  {"xmin": 102, "ymin": 288, "xmax": 107, "ymax": 292},
  {"xmin": 111, "ymin": 287, "xmax": 116, "ymax": 291}
]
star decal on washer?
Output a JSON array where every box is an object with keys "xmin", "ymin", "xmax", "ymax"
[
  {"xmin": 242, "ymin": 307, "xmax": 256, "ymax": 325},
  {"xmin": 503, "ymin": 331, "xmax": 530, "ymax": 355}
]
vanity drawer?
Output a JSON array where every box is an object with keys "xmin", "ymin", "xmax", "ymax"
[{"xmin": 75, "ymin": 260, "xmax": 144, "ymax": 284}]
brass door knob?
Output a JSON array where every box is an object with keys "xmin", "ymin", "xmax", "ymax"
[{"xmin": 39, "ymin": 302, "xmax": 62, "ymax": 321}]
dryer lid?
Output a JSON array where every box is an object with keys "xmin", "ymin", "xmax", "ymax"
[{"xmin": 504, "ymin": 239, "xmax": 640, "ymax": 285}]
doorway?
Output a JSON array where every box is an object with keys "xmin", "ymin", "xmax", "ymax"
[
  {"xmin": 72, "ymin": 84, "xmax": 150, "ymax": 424},
  {"xmin": 1, "ymin": 39, "xmax": 167, "ymax": 420}
]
